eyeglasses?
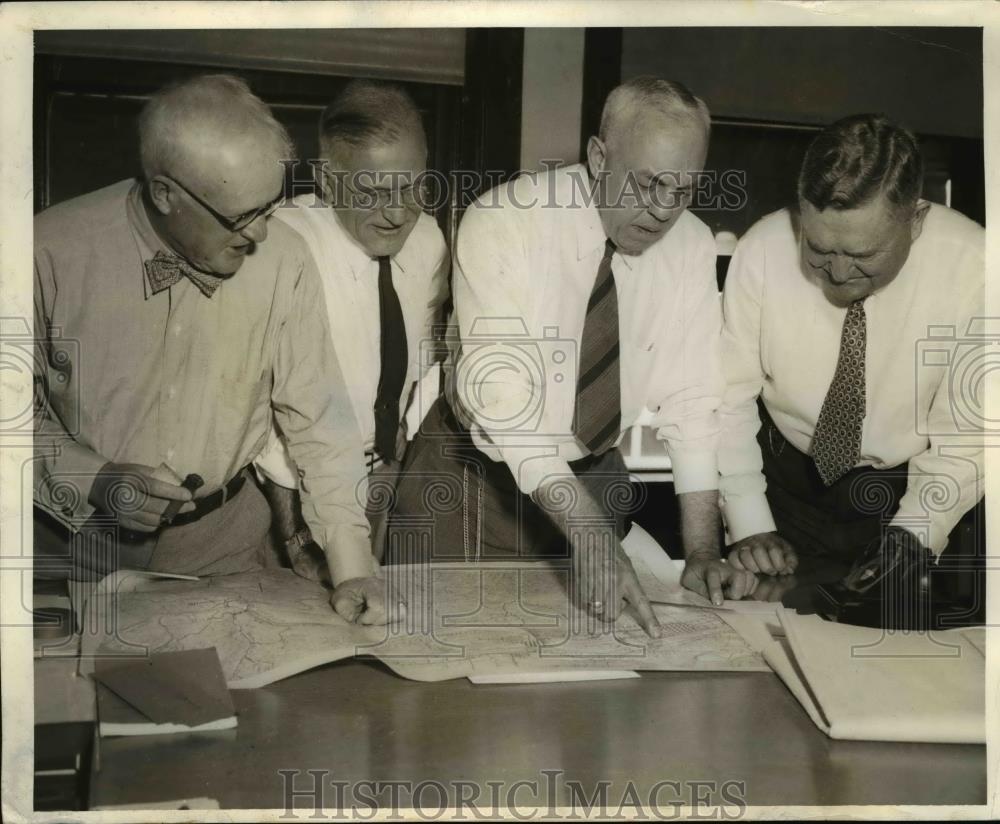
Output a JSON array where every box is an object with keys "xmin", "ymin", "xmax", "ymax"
[
  {"xmin": 166, "ymin": 176, "xmax": 284, "ymax": 232},
  {"xmin": 323, "ymin": 169, "xmax": 427, "ymax": 212}
]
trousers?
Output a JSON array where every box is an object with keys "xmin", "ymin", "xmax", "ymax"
[
  {"xmin": 33, "ymin": 470, "xmax": 271, "ymax": 580},
  {"xmin": 386, "ymin": 397, "xmax": 631, "ymax": 564}
]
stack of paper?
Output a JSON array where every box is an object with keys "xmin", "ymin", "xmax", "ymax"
[{"xmin": 763, "ymin": 612, "xmax": 985, "ymax": 743}]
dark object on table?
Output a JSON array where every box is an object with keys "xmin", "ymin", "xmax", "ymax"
[
  {"xmin": 35, "ymin": 722, "xmax": 93, "ymax": 811},
  {"xmin": 94, "ymin": 648, "xmax": 237, "ymax": 737},
  {"xmin": 816, "ymin": 527, "xmax": 980, "ymax": 630}
]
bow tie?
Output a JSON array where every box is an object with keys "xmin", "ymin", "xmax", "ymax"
[{"xmin": 144, "ymin": 250, "xmax": 224, "ymax": 298}]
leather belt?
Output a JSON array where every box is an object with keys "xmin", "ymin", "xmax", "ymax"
[{"xmin": 170, "ymin": 468, "xmax": 248, "ymax": 527}]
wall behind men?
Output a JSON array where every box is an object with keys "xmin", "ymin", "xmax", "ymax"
[
  {"xmin": 606, "ymin": 27, "xmax": 985, "ymax": 236},
  {"xmin": 620, "ymin": 27, "xmax": 983, "ymax": 139}
]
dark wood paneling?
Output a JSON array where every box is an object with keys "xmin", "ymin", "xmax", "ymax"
[
  {"xmin": 33, "ymin": 55, "xmax": 461, "ymax": 219},
  {"xmin": 457, "ymin": 29, "xmax": 524, "ymax": 194},
  {"xmin": 579, "ymin": 28, "xmax": 623, "ymax": 154},
  {"xmin": 621, "ymin": 27, "xmax": 983, "ymax": 140},
  {"xmin": 36, "ymin": 29, "xmax": 466, "ymax": 86}
]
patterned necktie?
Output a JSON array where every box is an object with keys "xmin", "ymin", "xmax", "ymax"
[
  {"xmin": 373, "ymin": 256, "xmax": 409, "ymax": 463},
  {"xmin": 144, "ymin": 250, "xmax": 224, "ymax": 298},
  {"xmin": 811, "ymin": 299, "xmax": 867, "ymax": 486},
  {"xmin": 574, "ymin": 239, "xmax": 622, "ymax": 455}
]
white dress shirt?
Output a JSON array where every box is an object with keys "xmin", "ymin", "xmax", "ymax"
[
  {"xmin": 719, "ymin": 205, "xmax": 985, "ymax": 553},
  {"xmin": 451, "ymin": 163, "xmax": 723, "ymax": 496},
  {"xmin": 255, "ymin": 193, "xmax": 449, "ymax": 487}
]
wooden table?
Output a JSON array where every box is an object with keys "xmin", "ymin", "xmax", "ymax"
[{"xmin": 89, "ymin": 657, "xmax": 985, "ymax": 811}]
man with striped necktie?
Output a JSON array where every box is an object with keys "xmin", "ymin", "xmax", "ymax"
[{"xmin": 391, "ymin": 77, "xmax": 758, "ymax": 635}]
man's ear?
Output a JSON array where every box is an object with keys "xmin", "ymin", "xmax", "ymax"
[
  {"xmin": 147, "ymin": 176, "xmax": 174, "ymax": 216},
  {"xmin": 910, "ymin": 199, "xmax": 931, "ymax": 243},
  {"xmin": 586, "ymin": 135, "xmax": 607, "ymax": 181}
]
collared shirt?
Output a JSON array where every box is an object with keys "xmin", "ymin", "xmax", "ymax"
[
  {"xmin": 718, "ymin": 205, "xmax": 985, "ymax": 553},
  {"xmin": 450, "ymin": 163, "xmax": 723, "ymax": 496},
  {"xmin": 253, "ymin": 193, "xmax": 449, "ymax": 487},
  {"xmin": 33, "ymin": 179, "xmax": 376, "ymax": 583}
]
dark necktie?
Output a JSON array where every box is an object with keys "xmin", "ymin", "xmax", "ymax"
[
  {"xmin": 574, "ymin": 239, "xmax": 622, "ymax": 455},
  {"xmin": 811, "ymin": 299, "xmax": 867, "ymax": 485},
  {"xmin": 144, "ymin": 250, "xmax": 224, "ymax": 298},
  {"xmin": 373, "ymin": 256, "xmax": 409, "ymax": 463}
]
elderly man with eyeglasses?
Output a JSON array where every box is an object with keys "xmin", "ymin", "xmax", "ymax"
[
  {"xmin": 252, "ymin": 79, "xmax": 448, "ymax": 573},
  {"xmin": 34, "ymin": 74, "xmax": 402, "ymax": 626}
]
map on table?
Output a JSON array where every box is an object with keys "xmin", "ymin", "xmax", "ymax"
[{"xmin": 79, "ymin": 562, "xmax": 766, "ymax": 688}]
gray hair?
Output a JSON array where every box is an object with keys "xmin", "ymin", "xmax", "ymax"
[
  {"xmin": 138, "ymin": 74, "xmax": 294, "ymax": 179},
  {"xmin": 599, "ymin": 76, "xmax": 711, "ymax": 145},
  {"xmin": 318, "ymin": 79, "xmax": 426, "ymax": 159}
]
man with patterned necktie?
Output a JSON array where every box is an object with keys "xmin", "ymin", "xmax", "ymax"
[
  {"xmin": 391, "ymin": 77, "xmax": 759, "ymax": 636},
  {"xmin": 33, "ymin": 74, "xmax": 403, "ymax": 626},
  {"xmin": 253, "ymin": 79, "xmax": 448, "ymax": 571},
  {"xmin": 718, "ymin": 114, "xmax": 984, "ymax": 599}
]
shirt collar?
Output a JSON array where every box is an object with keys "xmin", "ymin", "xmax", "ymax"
[
  {"xmin": 325, "ymin": 206, "xmax": 411, "ymax": 278},
  {"xmin": 572, "ymin": 168, "xmax": 633, "ymax": 271},
  {"xmin": 126, "ymin": 180, "xmax": 176, "ymax": 300}
]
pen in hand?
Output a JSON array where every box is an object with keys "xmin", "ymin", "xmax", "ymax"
[{"xmin": 160, "ymin": 473, "xmax": 204, "ymax": 526}]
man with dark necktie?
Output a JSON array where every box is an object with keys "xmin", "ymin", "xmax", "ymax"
[
  {"xmin": 254, "ymin": 80, "xmax": 449, "ymax": 574},
  {"xmin": 718, "ymin": 114, "xmax": 985, "ymax": 599},
  {"xmin": 33, "ymin": 74, "xmax": 401, "ymax": 625},
  {"xmin": 391, "ymin": 77, "xmax": 759, "ymax": 636}
]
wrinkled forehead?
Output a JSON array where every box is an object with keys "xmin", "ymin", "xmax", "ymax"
[
  {"xmin": 327, "ymin": 133, "xmax": 428, "ymax": 181},
  {"xmin": 177, "ymin": 128, "xmax": 287, "ymax": 209},
  {"xmin": 607, "ymin": 110, "xmax": 708, "ymax": 176},
  {"xmin": 798, "ymin": 197, "xmax": 907, "ymax": 250}
]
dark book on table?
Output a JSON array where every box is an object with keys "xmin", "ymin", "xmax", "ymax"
[{"xmin": 94, "ymin": 647, "xmax": 237, "ymax": 737}]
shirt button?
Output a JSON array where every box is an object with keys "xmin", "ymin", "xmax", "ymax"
[
  {"xmin": 168, "ymin": 386, "xmax": 177, "ymax": 399},
  {"xmin": 173, "ymin": 324, "xmax": 182, "ymax": 336},
  {"xmin": 166, "ymin": 448, "xmax": 175, "ymax": 460}
]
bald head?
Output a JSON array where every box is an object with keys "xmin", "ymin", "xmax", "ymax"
[
  {"xmin": 139, "ymin": 74, "xmax": 293, "ymax": 277},
  {"xmin": 599, "ymin": 76, "xmax": 710, "ymax": 151},
  {"xmin": 139, "ymin": 74, "xmax": 294, "ymax": 192}
]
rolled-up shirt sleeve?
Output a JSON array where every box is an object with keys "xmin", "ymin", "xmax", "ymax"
[
  {"xmin": 650, "ymin": 225, "xmax": 724, "ymax": 494},
  {"xmin": 271, "ymin": 250, "xmax": 375, "ymax": 585},
  {"xmin": 717, "ymin": 235, "xmax": 777, "ymax": 540},
  {"xmin": 891, "ymin": 273, "xmax": 985, "ymax": 554},
  {"xmin": 451, "ymin": 198, "xmax": 573, "ymax": 495}
]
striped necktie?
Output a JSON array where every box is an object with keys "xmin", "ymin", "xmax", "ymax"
[
  {"xmin": 574, "ymin": 239, "xmax": 622, "ymax": 455},
  {"xmin": 811, "ymin": 299, "xmax": 867, "ymax": 485},
  {"xmin": 373, "ymin": 256, "xmax": 408, "ymax": 463}
]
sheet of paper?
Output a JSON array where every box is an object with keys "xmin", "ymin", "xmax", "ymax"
[
  {"xmin": 468, "ymin": 671, "xmax": 639, "ymax": 684},
  {"xmin": 777, "ymin": 612, "xmax": 985, "ymax": 743},
  {"xmin": 91, "ymin": 798, "xmax": 221, "ymax": 811},
  {"xmin": 81, "ymin": 556, "xmax": 767, "ymax": 688}
]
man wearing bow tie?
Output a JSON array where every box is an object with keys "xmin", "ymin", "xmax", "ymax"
[
  {"xmin": 718, "ymin": 114, "xmax": 984, "ymax": 594},
  {"xmin": 252, "ymin": 79, "xmax": 448, "ymax": 570},
  {"xmin": 33, "ymin": 74, "xmax": 402, "ymax": 626}
]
